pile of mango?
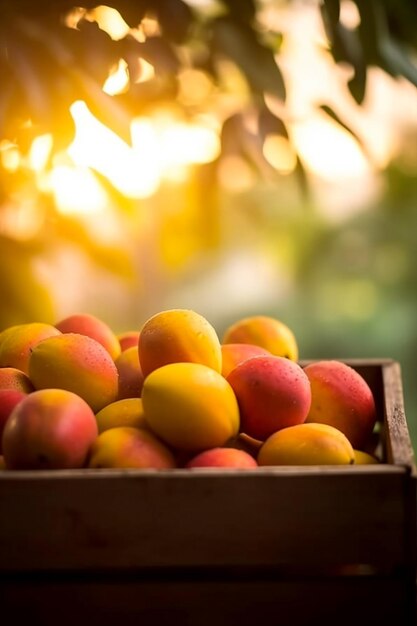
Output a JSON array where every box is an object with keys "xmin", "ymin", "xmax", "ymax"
[{"xmin": 0, "ymin": 310, "xmax": 379, "ymax": 470}]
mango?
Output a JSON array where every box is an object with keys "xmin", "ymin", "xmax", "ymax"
[
  {"xmin": 0, "ymin": 367, "xmax": 34, "ymax": 393},
  {"xmin": 0, "ymin": 389, "xmax": 26, "ymax": 453},
  {"xmin": 142, "ymin": 362, "xmax": 240, "ymax": 452},
  {"xmin": 118, "ymin": 331, "xmax": 140, "ymax": 351},
  {"xmin": 0, "ymin": 323, "xmax": 61, "ymax": 374},
  {"xmin": 29, "ymin": 333, "xmax": 119, "ymax": 412},
  {"xmin": 354, "ymin": 449, "xmax": 379, "ymax": 464},
  {"xmin": 186, "ymin": 447, "xmax": 258, "ymax": 469},
  {"xmin": 55, "ymin": 313, "xmax": 121, "ymax": 360},
  {"xmin": 222, "ymin": 315, "xmax": 298, "ymax": 361},
  {"xmin": 138, "ymin": 309, "xmax": 222, "ymax": 378},
  {"xmin": 227, "ymin": 355, "xmax": 311, "ymax": 441},
  {"xmin": 115, "ymin": 347, "xmax": 144, "ymax": 400},
  {"xmin": 95, "ymin": 398, "xmax": 147, "ymax": 434},
  {"xmin": 88, "ymin": 426, "xmax": 176, "ymax": 469},
  {"xmin": 221, "ymin": 343, "xmax": 270, "ymax": 378},
  {"xmin": 2, "ymin": 389, "xmax": 98, "ymax": 470},
  {"xmin": 304, "ymin": 360, "xmax": 377, "ymax": 449},
  {"xmin": 258, "ymin": 423, "xmax": 355, "ymax": 466}
]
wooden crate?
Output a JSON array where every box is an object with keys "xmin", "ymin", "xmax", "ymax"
[{"xmin": 0, "ymin": 359, "xmax": 416, "ymax": 625}]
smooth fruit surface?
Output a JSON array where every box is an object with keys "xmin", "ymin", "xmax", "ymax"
[
  {"xmin": 138, "ymin": 309, "xmax": 222, "ymax": 378},
  {"xmin": 354, "ymin": 449, "xmax": 379, "ymax": 464},
  {"xmin": 115, "ymin": 347, "xmax": 144, "ymax": 400},
  {"xmin": 0, "ymin": 367, "xmax": 34, "ymax": 393},
  {"xmin": 55, "ymin": 313, "xmax": 121, "ymax": 360},
  {"xmin": 227, "ymin": 355, "xmax": 311, "ymax": 441},
  {"xmin": 0, "ymin": 389, "xmax": 26, "ymax": 453},
  {"xmin": 258, "ymin": 423, "xmax": 355, "ymax": 466},
  {"xmin": 2, "ymin": 389, "xmax": 98, "ymax": 469},
  {"xmin": 95, "ymin": 398, "xmax": 147, "ymax": 434},
  {"xmin": 221, "ymin": 343, "xmax": 270, "ymax": 378},
  {"xmin": 304, "ymin": 360, "xmax": 377, "ymax": 449},
  {"xmin": 0, "ymin": 323, "xmax": 61, "ymax": 374},
  {"xmin": 186, "ymin": 447, "xmax": 258, "ymax": 469},
  {"xmin": 118, "ymin": 331, "xmax": 140, "ymax": 351},
  {"xmin": 29, "ymin": 333, "xmax": 119, "ymax": 412},
  {"xmin": 222, "ymin": 315, "xmax": 298, "ymax": 361},
  {"xmin": 88, "ymin": 426, "xmax": 176, "ymax": 469},
  {"xmin": 142, "ymin": 362, "xmax": 239, "ymax": 451}
]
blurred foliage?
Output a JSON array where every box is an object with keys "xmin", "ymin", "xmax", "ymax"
[{"xmin": 1, "ymin": 1, "xmax": 417, "ymax": 441}]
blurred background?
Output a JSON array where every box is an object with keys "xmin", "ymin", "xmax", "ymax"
[{"xmin": 1, "ymin": 0, "xmax": 417, "ymax": 445}]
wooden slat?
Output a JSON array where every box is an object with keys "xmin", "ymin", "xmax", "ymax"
[
  {"xmin": 0, "ymin": 465, "xmax": 409, "ymax": 572},
  {"xmin": 0, "ymin": 571, "xmax": 415, "ymax": 626}
]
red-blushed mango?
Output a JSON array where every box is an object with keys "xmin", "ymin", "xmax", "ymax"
[
  {"xmin": 186, "ymin": 447, "xmax": 258, "ymax": 469},
  {"xmin": 138, "ymin": 309, "xmax": 222, "ymax": 378},
  {"xmin": 0, "ymin": 367, "xmax": 34, "ymax": 393},
  {"xmin": 29, "ymin": 333, "xmax": 119, "ymax": 413},
  {"xmin": 222, "ymin": 315, "xmax": 299, "ymax": 361},
  {"xmin": 95, "ymin": 398, "xmax": 147, "ymax": 434},
  {"xmin": 0, "ymin": 323, "xmax": 61, "ymax": 374},
  {"xmin": 353, "ymin": 449, "xmax": 379, "ymax": 464},
  {"xmin": 258, "ymin": 423, "xmax": 354, "ymax": 466},
  {"xmin": 221, "ymin": 343, "xmax": 270, "ymax": 378},
  {"xmin": 2, "ymin": 389, "xmax": 98, "ymax": 470},
  {"xmin": 304, "ymin": 360, "xmax": 377, "ymax": 449},
  {"xmin": 55, "ymin": 313, "xmax": 121, "ymax": 360},
  {"xmin": 142, "ymin": 362, "xmax": 240, "ymax": 452},
  {"xmin": 88, "ymin": 427, "xmax": 176, "ymax": 469},
  {"xmin": 227, "ymin": 355, "xmax": 311, "ymax": 441},
  {"xmin": 118, "ymin": 331, "xmax": 140, "ymax": 352},
  {"xmin": 115, "ymin": 347, "xmax": 144, "ymax": 400},
  {"xmin": 0, "ymin": 389, "xmax": 26, "ymax": 453}
]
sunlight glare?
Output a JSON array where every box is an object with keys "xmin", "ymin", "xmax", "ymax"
[
  {"xmin": 68, "ymin": 101, "xmax": 160, "ymax": 198},
  {"xmin": 263, "ymin": 135, "xmax": 297, "ymax": 174},
  {"xmin": 28, "ymin": 134, "xmax": 53, "ymax": 172},
  {"xmin": 103, "ymin": 59, "xmax": 130, "ymax": 95},
  {"xmin": 89, "ymin": 6, "xmax": 130, "ymax": 40},
  {"xmin": 290, "ymin": 116, "xmax": 369, "ymax": 180},
  {"xmin": 1, "ymin": 143, "xmax": 21, "ymax": 172},
  {"xmin": 48, "ymin": 165, "xmax": 108, "ymax": 215}
]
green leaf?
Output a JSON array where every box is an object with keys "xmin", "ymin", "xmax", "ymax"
[
  {"xmin": 154, "ymin": 0, "xmax": 193, "ymax": 44},
  {"xmin": 220, "ymin": 0, "xmax": 256, "ymax": 23},
  {"xmin": 212, "ymin": 16, "xmax": 286, "ymax": 100}
]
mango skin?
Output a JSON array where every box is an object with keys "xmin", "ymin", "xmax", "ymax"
[
  {"xmin": 258, "ymin": 423, "xmax": 355, "ymax": 466},
  {"xmin": 55, "ymin": 313, "xmax": 121, "ymax": 360},
  {"xmin": 118, "ymin": 331, "xmax": 140, "ymax": 352},
  {"xmin": 2, "ymin": 389, "xmax": 98, "ymax": 470},
  {"xmin": 142, "ymin": 362, "xmax": 240, "ymax": 452},
  {"xmin": 29, "ymin": 333, "xmax": 119, "ymax": 413},
  {"xmin": 88, "ymin": 426, "xmax": 176, "ymax": 469},
  {"xmin": 354, "ymin": 449, "xmax": 379, "ymax": 464},
  {"xmin": 227, "ymin": 355, "xmax": 311, "ymax": 441},
  {"xmin": 138, "ymin": 309, "xmax": 222, "ymax": 378},
  {"xmin": 115, "ymin": 347, "xmax": 144, "ymax": 400},
  {"xmin": 0, "ymin": 390, "xmax": 27, "ymax": 453},
  {"xmin": 0, "ymin": 323, "xmax": 61, "ymax": 374},
  {"xmin": 95, "ymin": 398, "xmax": 147, "ymax": 434},
  {"xmin": 186, "ymin": 447, "xmax": 258, "ymax": 469},
  {"xmin": 221, "ymin": 343, "xmax": 270, "ymax": 378},
  {"xmin": 222, "ymin": 315, "xmax": 299, "ymax": 361},
  {"xmin": 0, "ymin": 367, "xmax": 34, "ymax": 393},
  {"xmin": 304, "ymin": 360, "xmax": 377, "ymax": 450}
]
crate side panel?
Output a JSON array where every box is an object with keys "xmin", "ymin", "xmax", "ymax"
[
  {"xmin": 0, "ymin": 469, "xmax": 408, "ymax": 572},
  {"xmin": 0, "ymin": 572, "xmax": 414, "ymax": 626}
]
